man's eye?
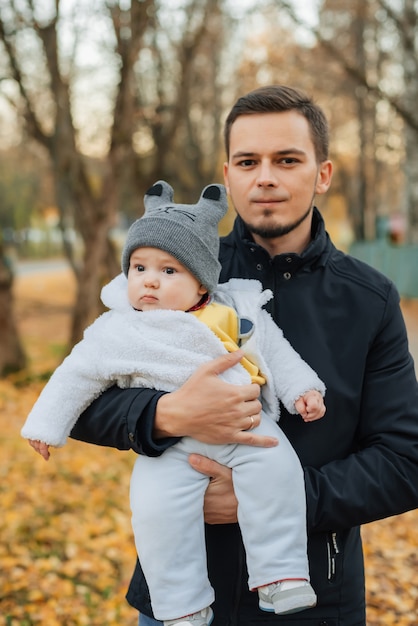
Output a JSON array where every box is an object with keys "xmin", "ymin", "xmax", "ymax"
[
  {"xmin": 238, "ymin": 159, "xmax": 255, "ymax": 167},
  {"xmin": 280, "ymin": 157, "xmax": 298, "ymax": 164}
]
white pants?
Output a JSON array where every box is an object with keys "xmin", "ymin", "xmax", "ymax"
[{"xmin": 130, "ymin": 415, "xmax": 309, "ymax": 621}]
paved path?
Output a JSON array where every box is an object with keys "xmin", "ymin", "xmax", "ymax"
[{"xmin": 15, "ymin": 259, "xmax": 69, "ymax": 276}]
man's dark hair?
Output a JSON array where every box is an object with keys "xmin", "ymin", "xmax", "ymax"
[{"xmin": 224, "ymin": 85, "xmax": 329, "ymax": 163}]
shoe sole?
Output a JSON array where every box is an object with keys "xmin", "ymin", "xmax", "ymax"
[
  {"xmin": 259, "ymin": 592, "xmax": 317, "ymax": 615},
  {"xmin": 164, "ymin": 607, "xmax": 214, "ymax": 626}
]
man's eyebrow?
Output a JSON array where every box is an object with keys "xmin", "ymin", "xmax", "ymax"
[
  {"xmin": 231, "ymin": 148, "xmax": 306, "ymax": 159},
  {"xmin": 231, "ymin": 151, "xmax": 257, "ymax": 158}
]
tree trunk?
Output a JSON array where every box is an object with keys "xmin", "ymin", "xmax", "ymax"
[
  {"xmin": 0, "ymin": 248, "xmax": 26, "ymax": 376},
  {"xmin": 402, "ymin": 0, "xmax": 418, "ymax": 242},
  {"xmin": 69, "ymin": 203, "xmax": 117, "ymax": 345}
]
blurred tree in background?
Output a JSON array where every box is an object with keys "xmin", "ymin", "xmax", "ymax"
[
  {"xmin": 276, "ymin": 0, "xmax": 418, "ymax": 241},
  {"xmin": 0, "ymin": 0, "xmax": 229, "ymax": 344},
  {"xmin": 0, "ymin": 237, "xmax": 26, "ymax": 376},
  {"xmin": 0, "ymin": 0, "xmax": 417, "ymax": 362}
]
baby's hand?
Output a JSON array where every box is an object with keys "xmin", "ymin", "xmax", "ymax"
[
  {"xmin": 28, "ymin": 439, "xmax": 51, "ymax": 461},
  {"xmin": 295, "ymin": 390, "xmax": 326, "ymax": 423}
]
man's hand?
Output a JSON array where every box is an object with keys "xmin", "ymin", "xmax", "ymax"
[
  {"xmin": 154, "ymin": 351, "xmax": 278, "ymax": 448},
  {"xmin": 28, "ymin": 439, "xmax": 50, "ymax": 460},
  {"xmin": 189, "ymin": 454, "xmax": 238, "ymax": 524}
]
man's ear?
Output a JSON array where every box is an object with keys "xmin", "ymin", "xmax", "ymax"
[
  {"xmin": 315, "ymin": 160, "xmax": 333, "ymax": 195},
  {"xmin": 223, "ymin": 162, "xmax": 230, "ymax": 194}
]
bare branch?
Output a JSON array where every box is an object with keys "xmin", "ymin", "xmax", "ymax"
[
  {"xmin": 0, "ymin": 16, "xmax": 51, "ymax": 147},
  {"xmin": 376, "ymin": 0, "xmax": 417, "ymax": 55},
  {"xmin": 276, "ymin": 0, "xmax": 418, "ymax": 132}
]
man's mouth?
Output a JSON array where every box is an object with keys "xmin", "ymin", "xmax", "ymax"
[{"xmin": 251, "ymin": 196, "xmax": 286, "ymax": 204}]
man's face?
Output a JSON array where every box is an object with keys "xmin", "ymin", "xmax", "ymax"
[{"xmin": 223, "ymin": 111, "xmax": 332, "ymax": 251}]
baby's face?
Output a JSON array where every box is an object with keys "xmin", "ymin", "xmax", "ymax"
[{"xmin": 127, "ymin": 247, "xmax": 207, "ymax": 312}]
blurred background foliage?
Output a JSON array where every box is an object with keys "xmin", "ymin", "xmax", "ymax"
[{"xmin": 1, "ymin": 0, "xmax": 418, "ymax": 368}]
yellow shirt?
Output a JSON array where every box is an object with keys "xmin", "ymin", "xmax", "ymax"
[{"xmin": 191, "ymin": 302, "xmax": 266, "ymax": 386}]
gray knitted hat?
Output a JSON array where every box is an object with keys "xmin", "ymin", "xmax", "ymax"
[{"xmin": 121, "ymin": 180, "xmax": 228, "ymax": 293}]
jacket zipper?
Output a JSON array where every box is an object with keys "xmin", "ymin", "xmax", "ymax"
[{"xmin": 327, "ymin": 532, "xmax": 340, "ymax": 582}]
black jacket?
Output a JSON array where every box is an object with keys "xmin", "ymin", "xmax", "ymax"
[{"xmin": 71, "ymin": 209, "xmax": 418, "ymax": 626}]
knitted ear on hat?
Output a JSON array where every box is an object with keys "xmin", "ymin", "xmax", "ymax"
[
  {"xmin": 121, "ymin": 180, "xmax": 228, "ymax": 293},
  {"xmin": 143, "ymin": 180, "xmax": 174, "ymax": 209}
]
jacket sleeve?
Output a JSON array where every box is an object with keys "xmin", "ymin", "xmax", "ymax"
[
  {"xmin": 304, "ymin": 285, "xmax": 418, "ymax": 533},
  {"xmin": 70, "ymin": 385, "xmax": 180, "ymax": 457}
]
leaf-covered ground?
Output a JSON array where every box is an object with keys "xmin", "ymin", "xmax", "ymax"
[{"xmin": 1, "ymin": 268, "xmax": 417, "ymax": 625}]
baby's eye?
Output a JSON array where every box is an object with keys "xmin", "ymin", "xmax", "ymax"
[
  {"xmin": 135, "ymin": 264, "xmax": 145, "ymax": 272},
  {"xmin": 164, "ymin": 267, "xmax": 176, "ymax": 275}
]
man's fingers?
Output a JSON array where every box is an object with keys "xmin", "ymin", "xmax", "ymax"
[
  {"xmin": 234, "ymin": 432, "xmax": 279, "ymax": 447},
  {"xmin": 189, "ymin": 453, "xmax": 228, "ymax": 478},
  {"xmin": 190, "ymin": 455, "xmax": 238, "ymax": 524},
  {"xmin": 205, "ymin": 349, "xmax": 245, "ymax": 376}
]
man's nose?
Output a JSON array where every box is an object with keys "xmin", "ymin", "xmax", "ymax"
[{"xmin": 256, "ymin": 161, "xmax": 277, "ymax": 187}]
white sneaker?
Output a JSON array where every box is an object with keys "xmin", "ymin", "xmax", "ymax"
[
  {"xmin": 164, "ymin": 607, "xmax": 213, "ymax": 626},
  {"xmin": 258, "ymin": 580, "xmax": 317, "ymax": 615}
]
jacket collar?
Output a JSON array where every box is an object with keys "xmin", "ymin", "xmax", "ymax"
[{"xmin": 232, "ymin": 207, "xmax": 331, "ymax": 272}]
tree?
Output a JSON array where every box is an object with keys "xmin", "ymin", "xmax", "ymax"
[
  {"xmin": 275, "ymin": 0, "xmax": 418, "ymax": 242},
  {"xmin": 131, "ymin": 0, "xmax": 226, "ymax": 200},
  {"xmin": 0, "ymin": 0, "xmax": 228, "ymax": 347},
  {"xmin": 0, "ymin": 0, "xmax": 151, "ymax": 345},
  {"xmin": 0, "ymin": 238, "xmax": 26, "ymax": 376},
  {"xmin": 383, "ymin": 0, "xmax": 418, "ymax": 242}
]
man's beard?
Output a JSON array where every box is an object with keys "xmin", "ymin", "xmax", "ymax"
[{"xmin": 243, "ymin": 205, "xmax": 313, "ymax": 239}]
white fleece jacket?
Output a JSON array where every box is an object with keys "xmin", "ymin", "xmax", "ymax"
[{"xmin": 21, "ymin": 275, "xmax": 325, "ymax": 447}]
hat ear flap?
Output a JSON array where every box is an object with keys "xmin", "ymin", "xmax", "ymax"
[
  {"xmin": 202, "ymin": 184, "xmax": 221, "ymax": 201},
  {"xmin": 144, "ymin": 180, "xmax": 174, "ymax": 211},
  {"xmin": 199, "ymin": 184, "xmax": 228, "ymax": 222}
]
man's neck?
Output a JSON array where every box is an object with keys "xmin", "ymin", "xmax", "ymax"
[{"xmin": 251, "ymin": 226, "xmax": 312, "ymax": 258}]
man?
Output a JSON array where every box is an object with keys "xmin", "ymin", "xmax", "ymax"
[{"xmin": 72, "ymin": 85, "xmax": 418, "ymax": 625}]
